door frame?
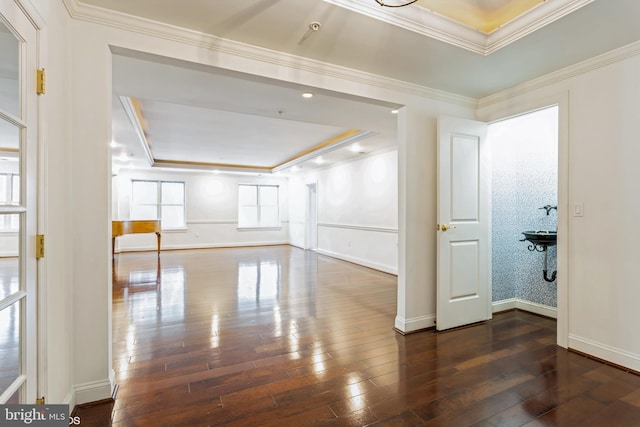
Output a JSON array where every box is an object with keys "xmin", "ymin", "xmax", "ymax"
[{"xmin": 478, "ymin": 91, "xmax": 569, "ymax": 348}]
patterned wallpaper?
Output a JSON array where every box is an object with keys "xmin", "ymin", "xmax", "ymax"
[{"xmin": 489, "ymin": 107, "xmax": 558, "ymax": 307}]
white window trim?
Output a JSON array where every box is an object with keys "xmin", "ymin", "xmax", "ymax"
[
  {"xmin": 237, "ymin": 184, "xmax": 281, "ymax": 229},
  {"xmin": 131, "ymin": 179, "xmax": 186, "ymax": 230}
]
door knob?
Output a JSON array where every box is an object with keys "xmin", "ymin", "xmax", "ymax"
[{"xmin": 441, "ymin": 224, "xmax": 456, "ymax": 232}]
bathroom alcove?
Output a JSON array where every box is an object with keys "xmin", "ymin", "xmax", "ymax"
[{"xmin": 489, "ymin": 106, "xmax": 559, "ymax": 314}]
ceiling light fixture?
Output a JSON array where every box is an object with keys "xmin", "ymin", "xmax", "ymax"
[
  {"xmin": 315, "ymin": 156, "xmax": 325, "ymax": 165},
  {"xmin": 374, "ymin": 0, "xmax": 417, "ymax": 7},
  {"xmin": 302, "ymin": 92, "xmax": 314, "ymax": 98},
  {"xmin": 391, "ymin": 109, "xmax": 399, "ymax": 114}
]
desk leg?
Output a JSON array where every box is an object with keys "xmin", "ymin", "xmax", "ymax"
[
  {"xmin": 112, "ymin": 237, "xmax": 116, "ymax": 257},
  {"xmin": 156, "ymin": 232, "xmax": 161, "ymax": 255}
]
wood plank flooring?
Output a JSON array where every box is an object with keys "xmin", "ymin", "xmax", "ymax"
[{"xmin": 78, "ymin": 245, "xmax": 640, "ymax": 426}]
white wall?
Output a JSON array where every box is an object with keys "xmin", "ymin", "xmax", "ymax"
[
  {"xmin": 290, "ymin": 149, "xmax": 398, "ymax": 274},
  {"xmin": 478, "ymin": 48, "xmax": 640, "ymax": 371},
  {"xmin": 113, "ymin": 169, "xmax": 289, "ymax": 251}
]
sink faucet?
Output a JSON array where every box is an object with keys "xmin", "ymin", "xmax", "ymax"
[{"xmin": 539, "ymin": 205, "xmax": 557, "ymax": 215}]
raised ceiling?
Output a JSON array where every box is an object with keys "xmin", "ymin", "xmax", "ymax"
[
  {"xmin": 111, "ymin": 51, "xmax": 399, "ymax": 174},
  {"xmin": 66, "ymin": 0, "xmax": 640, "ymax": 173},
  {"xmin": 416, "ymin": 0, "xmax": 547, "ymax": 33}
]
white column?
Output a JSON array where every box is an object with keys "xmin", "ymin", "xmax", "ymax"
[{"xmin": 70, "ymin": 21, "xmax": 113, "ymax": 404}]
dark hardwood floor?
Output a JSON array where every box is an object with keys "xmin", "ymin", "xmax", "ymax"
[{"xmin": 76, "ymin": 245, "xmax": 640, "ymax": 426}]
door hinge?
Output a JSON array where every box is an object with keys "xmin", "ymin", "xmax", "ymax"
[
  {"xmin": 36, "ymin": 396, "xmax": 45, "ymax": 404},
  {"xmin": 36, "ymin": 68, "xmax": 46, "ymax": 95},
  {"xmin": 36, "ymin": 234, "xmax": 45, "ymax": 258}
]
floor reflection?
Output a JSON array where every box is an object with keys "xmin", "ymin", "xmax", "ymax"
[
  {"xmin": 111, "ymin": 246, "xmax": 402, "ymax": 424},
  {"xmin": 237, "ymin": 260, "xmax": 280, "ymax": 307},
  {"xmin": 112, "ymin": 255, "xmax": 185, "ymax": 324}
]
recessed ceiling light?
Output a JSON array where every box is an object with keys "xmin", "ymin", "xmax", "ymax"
[
  {"xmin": 350, "ymin": 143, "xmax": 362, "ymax": 153},
  {"xmin": 302, "ymin": 92, "xmax": 314, "ymax": 98},
  {"xmin": 315, "ymin": 157, "xmax": 325, "ymax": 165},
  {"xmin": 391, "ymin": 109, "xmax": 399, "ymax": 114},
  {"xmin": 291, "ymin": 166, "xmax": 299, "ymax": 172}
]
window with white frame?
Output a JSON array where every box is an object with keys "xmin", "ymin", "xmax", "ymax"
[
  {"xmin": 238, "ymin": 184, "xmax": 279, "ymax": 228},
  {"xmin": 131, "ymin": 180, "xmax": 185, "ymax": 229},
  {"xmin": 0, "ymin": 173, "xmax": 19, "ymax": 231}
]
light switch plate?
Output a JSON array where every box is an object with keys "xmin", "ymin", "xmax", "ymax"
[{"xmin": 573, "ymin": 202, "xmax": 584, "ymax": 217}]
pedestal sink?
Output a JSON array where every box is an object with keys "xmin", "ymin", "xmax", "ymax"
[{"xmin": 520, "ymin": 230, "xmax": 557, "ymax": 282}]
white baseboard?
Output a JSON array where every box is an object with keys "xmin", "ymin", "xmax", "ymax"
[
  {"xmin": 515, "ymin": 299, "xmax": 557, "ymax": 319},
  {"xmin": 395, "ymin": 314, "xmax": 436, "ymax": 333},
  {"xmin": 492, "ymin": 298, "xmax": 557, "ymax": 319},
  {"xmin": 315, "ymin": 248, "xmax": 397, "ymax": 275},
  {"xmin": 492, "ymin": 298, "xmax": 517, "ymax": 313},
  {"xmin": 73, "ymin": 379, "xmax": 112, "ymax": 405},
  {"xmin": 569, "ymin": 334, "xmax": 640, "ymax": 372},
  {"xmin": 63, "ymin": 390, "xmax": 75, "ymax": 408}
]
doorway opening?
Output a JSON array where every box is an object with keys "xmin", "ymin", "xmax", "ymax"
[{"xmin": 488, "ymin": 105, "xmax": 559, "ymax": 319}]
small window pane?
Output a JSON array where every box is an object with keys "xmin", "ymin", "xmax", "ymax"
[
  {"xmin": 0, "ymin": 175, "xmax": 8, "ymax": 203},
  {"xmin": 0, "ymin": 256, "xmax": 19, "ymax": 301},
  {"xmin": 0, "ymin": 302, "xmax": 20, "ymax": 399},
  {"xmin": 6, "ymin": 386, "xmax": 20, "ymax": 404},
  {"xmin": 161, "ymin": 182, "xmax": 183, "ymax": 205},
  {"xmin": 7, "ymin": 214, "xmax": 18, "ymax": 231},
  {"xmin": 238, "ymin": 207, "xmax": 257, "ymax": 227},
  {"xmin": 0, "ymin": 23, "xmax": 20, "ymax": 117},
  {"xmin": 132, "ymin": 181, "xmax": 157, "ymax": 205},
  {"xmin": 260, "ymin": 206, "xmax": 279, "ymax": 226},
  {"xmin": 0, "ymin": 119, "xmax": 20, "ymax": 151},
  {"xmin": 131, "ymin": 205, "xmax": 157, "ymax": 220},
  {"xmin": 238, "ymin": 185, "xmax": 257, "ymax": 206},
  {"xmin": 260, "ymin": 186, "xmax": 278, "ymax": 205},
  {"xmin": 10, "ymin": 176, "xmax": 19, "ymax": 204},
  {"xmin": 161, "ymin": 206, "xmax": 184, "ymax": 229}
]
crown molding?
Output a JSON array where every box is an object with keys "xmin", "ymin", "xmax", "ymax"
[
  {"xmin": 62, "ymin": 0, "xmax": 476, "ymax": 109},
  {"xmin": 324, "ymin": 0, "xmax": 595, "ymax": 55},
  {"xmin": 271, "ymin": 130, "xmax": 375, "ymax": 173},
  {"xmin": 478, "ymin": 39, "xmax": 640, "ymax": 109},
  {"xmin": 118, "ymin": 96, "xmax": 154, "ymax": 167},
  {"xmin": 485, "ymin": 0, "xmax": 596, "ymax": 54}
]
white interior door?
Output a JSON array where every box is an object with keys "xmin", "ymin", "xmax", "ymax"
[
  {"xmin": 436, "ymin": 116, "xmax": 491, "ymax": 331},
  {"xmin": 0, "ymin": 0, "xmax": 38, "ymax": 404}
]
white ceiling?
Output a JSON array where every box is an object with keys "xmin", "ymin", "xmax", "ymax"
[
  {"xmin": 111, "ymin": 51, "xmax": 399, "ymax": 173},
  {"xmin": 70, "ymin": 0, "xmax": 640, "ymax": 174}
]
